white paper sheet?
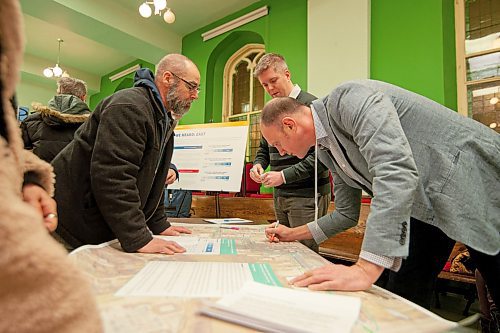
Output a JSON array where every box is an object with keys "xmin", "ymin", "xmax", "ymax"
[
  {"xmin": 155, "ymin": 236, "xmax": 221, "ymax": 254},
  {"xmin": 115, "ymin": 262, "xmax": 254, "ymax": 298},
  {"xmin": 204, "ymin": 218, "xmax": 253, "ymax": 224},
  {"xmin": 201, "ymin": 281, "xmax": 361, "ymax": 333}
]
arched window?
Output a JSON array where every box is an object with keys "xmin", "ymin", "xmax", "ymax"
[{"xmin": 223, "ymin": 44, "xmax": 265, "ymax": 161}]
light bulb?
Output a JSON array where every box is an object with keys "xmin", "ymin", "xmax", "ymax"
[
  {"xmin": 154, "ymin": 0, "xmax": 167, "ymax": 11},
  {"xmin": 139, "ymin": 3, "xmax": 152, "ymax": 18},
  {"xmin": 163, "ymin": 9, "xmax": 175, "ymax": 24},
  {"xmin": 490, "ymin": 97, "xmax": 499, "ymax": 105},
  {"xmin": 43, "ymin": 67, "xmax": 54, "ymax": 78},
  {"xmin": 53, "ymin": 64, "xmax": 63, "ymax": 77}
]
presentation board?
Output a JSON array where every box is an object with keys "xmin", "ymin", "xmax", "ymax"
[{"xmin": 168, "ymin": 121, "xmax": 249, "ymax": 192}]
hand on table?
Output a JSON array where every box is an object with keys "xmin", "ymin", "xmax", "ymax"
[
  {"xmin": 290, "ymin": 259, "xmax": 384, "ymax": 291},
  {"xmin": 161, "ymin": 225, "xmax": 192, "ymax": 236},
  {"xmin": 249, "ymin": 163, "xmax": 264, "ymax": 183},
  {"xmin": 22, "ymin": 183, "xmax": 58, "ymax": 232},
  {"xmin": 260, "ymin": 171, "xmax": 284, "ymax": 187},
  {"xmin": 137, "ymin": 238, "xmax": 186, "ymax": 254}
]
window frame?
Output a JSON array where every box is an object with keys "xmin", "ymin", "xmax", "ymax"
[{"xmin": 455, "ymin": 0, "xmax": 500, "ymax": 118}]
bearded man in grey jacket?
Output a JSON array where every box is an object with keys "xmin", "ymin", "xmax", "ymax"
[
  {"xmin": 53, "ymin": 54, "xmax": 200, "ymax": 254},
  {"xmin": 262, "ymin": 79, "xmax": 499, "ymax": 309}
]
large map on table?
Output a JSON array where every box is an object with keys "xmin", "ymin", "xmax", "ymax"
[{"xmin": 70, "ymin": 223, "xmax": 456, "ymax": 333}]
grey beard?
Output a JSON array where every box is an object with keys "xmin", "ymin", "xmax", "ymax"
[{"xmin": 167, "ymin": 83, "xmax": 191, "ymax": 119}]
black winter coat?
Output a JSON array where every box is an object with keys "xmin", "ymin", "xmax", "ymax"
[
  {"xmin": 52, "ymin": 86, "xmax": 175, "ymax": 252},
  {"xmin": 20, "ymin": 95, "xmax": 90, "ymax": 162}
]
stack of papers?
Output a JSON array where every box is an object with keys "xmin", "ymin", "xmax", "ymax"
[{"xmin": 200, "ymin": 281, "xmax": 361, "ymax": 333}]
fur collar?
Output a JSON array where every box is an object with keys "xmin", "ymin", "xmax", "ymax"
[{"xmin": 32, "ymin": 103, "xmax": 90, "ymax": 123}]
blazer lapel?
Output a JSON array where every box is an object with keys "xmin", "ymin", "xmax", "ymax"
[{"xmin": 312, "ymin": 100, "xmax": 373, "ymax": 194}]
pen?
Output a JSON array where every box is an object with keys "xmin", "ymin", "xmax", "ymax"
[
  {"xmin": 270, "ymin": 220, "xmax": 280, "ymax": 242},
  {"xmin": 220, "ymin": 226, "xmax": 240, "ymax": 230}
]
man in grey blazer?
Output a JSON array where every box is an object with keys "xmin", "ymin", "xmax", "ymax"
[{"xmin": 261, "ymin": 79, "xmax": 499, "ymax": 308}]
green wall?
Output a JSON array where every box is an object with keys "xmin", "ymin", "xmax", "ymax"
[
  {"xmin": 181, "ymin": 0, "xmax": 309, "ymax": 125},
  {"xmin": 89, "ymin": 59, "xmax": 155, "ymax": 109},
  {"xmin": 370, "ymin": 0, "xmax": 457, "ymax": 110},
  {"xmin": 88, "ymin": 0, "xmax": 458, "ymax": 116}
]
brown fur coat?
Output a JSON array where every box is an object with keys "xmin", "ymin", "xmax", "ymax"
[{"xmin": 0, "ymin": 0, "xmax": 102, "ymax": 332}]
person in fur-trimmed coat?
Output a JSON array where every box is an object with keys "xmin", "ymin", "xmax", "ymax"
[
  {"xmin": 0, "ymin": 0, "xmax": 103, "ymax": 332},
  {"xmin": 20, "ymin": 77, "xmax": 90, "ymax": 162}
]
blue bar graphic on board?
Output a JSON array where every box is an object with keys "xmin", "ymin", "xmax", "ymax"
[{"xmin": 174, "ymin": 145, "xmax": 203, "ymax": 150}]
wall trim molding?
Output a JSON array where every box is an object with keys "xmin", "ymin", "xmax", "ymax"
[
  {"xmin": 201, "ymin": 6, "xmax": 268, "ymax": 42},
  {"xmin": 109, "ymin": 64, "xmax": 141, "ymax": 82}
]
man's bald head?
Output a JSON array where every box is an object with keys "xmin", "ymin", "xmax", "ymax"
[
  {"xmin": 260, "ymin": 97, "xmax": 315, "ymax": 159},
  {"xmin": 261, "ymin": 97, "xmax": 306, "ymax": 127},
  {"xmin": 155, "ymin": 54, "xmax": 197, "ymax": 79}
]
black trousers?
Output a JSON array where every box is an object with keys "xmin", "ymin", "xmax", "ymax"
[
  {"xmin": 376, "ymin": 217, "xmax": 456, "ymax": 309},
  {"xmin": 376, "ymin": 217, "xmax": 500, "ymax": 309}
]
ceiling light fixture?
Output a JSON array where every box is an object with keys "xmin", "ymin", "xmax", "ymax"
[
  {"xmin": 43, "ymin": 38, "xmax": 67, "ymax": 78},
  {"xmin": 138, "ymin": 0, "xmax": 175, "ymax": 24}
]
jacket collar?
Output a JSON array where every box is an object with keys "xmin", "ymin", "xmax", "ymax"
[{"xmin": 133, "ymin": 68, "xmax": 167, "ymax": 117}]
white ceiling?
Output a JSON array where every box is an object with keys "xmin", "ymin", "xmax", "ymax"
[{"xmin": 19, "ymin": 0, "xmax": 260, "ymax": 93}]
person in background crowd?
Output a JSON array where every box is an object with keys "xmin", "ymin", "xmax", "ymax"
[{"xmin": 20, "ymin": 76, "xmax": 91, "ymax": 162}]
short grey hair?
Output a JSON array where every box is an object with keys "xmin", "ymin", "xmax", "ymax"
[
  {"xmin": 254, "ymin": 53, "xmax": 289, "ymax": 77},
  {"xmin": 261, "ymin": 97, "xmax": 303, "ymax": 126},
  {"xmin": 57, "ymin": 77, "xmax": 87, "ymax": 99}
]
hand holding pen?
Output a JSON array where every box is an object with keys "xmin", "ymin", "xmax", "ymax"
[{"xmin": 269, "ymin": 220, "xmax": 280, "ymax": 243}]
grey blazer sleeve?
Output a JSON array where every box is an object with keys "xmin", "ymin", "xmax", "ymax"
[
  {"xmin": 329, "ymin": 82, "xmax": 419, "ymax": 257},
  {"xmin": 316, "ymin": 166, "xmax": 362, "ymax": 236}
]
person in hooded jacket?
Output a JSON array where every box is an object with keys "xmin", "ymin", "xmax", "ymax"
[
  {"xmin": 20, "ymin": 77, "xmax": 90, "ymax": 162},
  {"xmin": 52, "ymin": 54, "xmax": 200, "ymax": 254}
]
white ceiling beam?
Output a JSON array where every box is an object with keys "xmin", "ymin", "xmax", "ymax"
[
  {"xmin": 19, "ymin": 0, "xmax": 181, "ymax": 64},
  {"xmin": 53, "ymin": 0, "xmax": 181, "ymax": 55}
]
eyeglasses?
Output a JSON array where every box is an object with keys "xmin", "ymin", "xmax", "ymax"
[{"xmin": 170, "ymin": 71, "xmax": 200, "ymax": 93}]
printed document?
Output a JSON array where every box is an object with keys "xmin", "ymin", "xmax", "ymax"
[
  {"xmin": 155, "ymin": 236, "xmax": 231, "ymax": 254},
  {"xmin": 116, "ymin": 261, "xmax": 280, "ymax": 298},
  {"xmin": 200, "ymin": 281, "xmax": 361, "ymax": 333}
]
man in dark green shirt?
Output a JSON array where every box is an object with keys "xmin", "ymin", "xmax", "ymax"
[{"xmin": 250, "ymin": 53, "xmax": 331, "ymax": 252}]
